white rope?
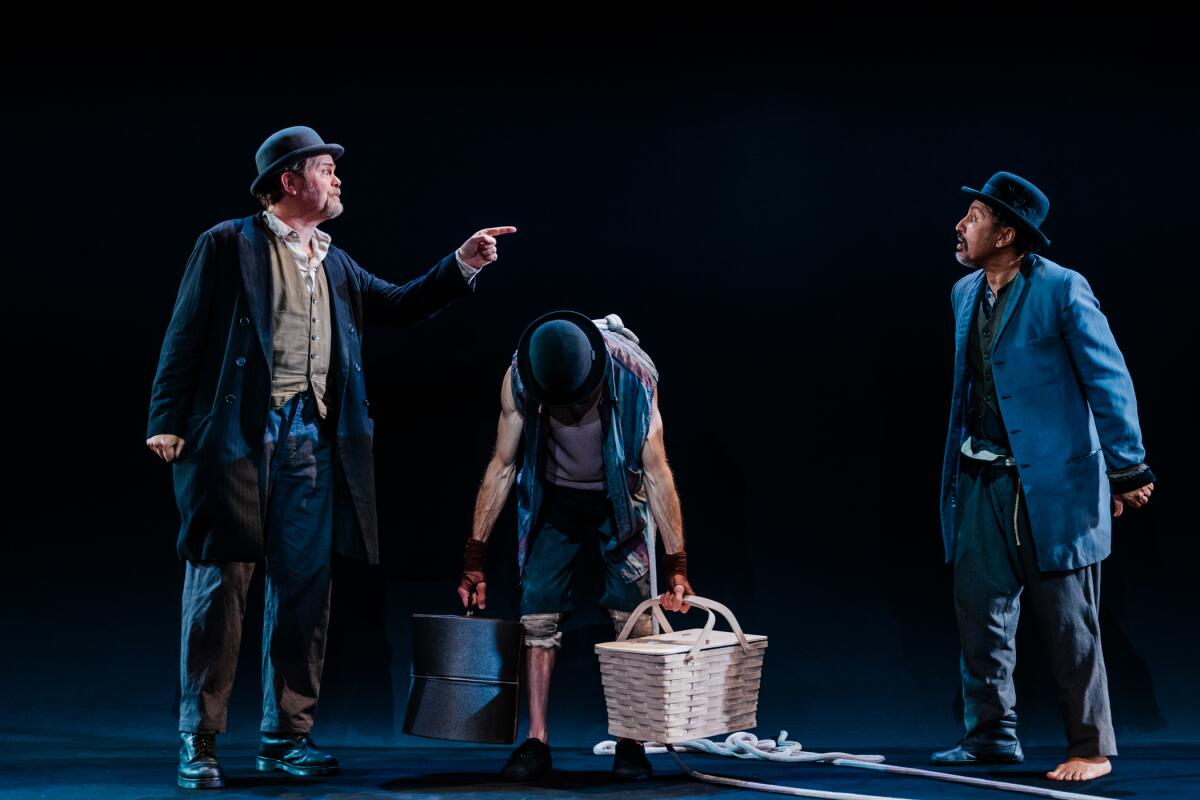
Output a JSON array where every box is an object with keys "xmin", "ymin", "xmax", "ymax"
[
  {"xmin": 594, "ymin": 732, "xmax": 908, "ymax": 800},
  {"xmin": 592, "ymin": 313, "xmax": 639, "ymax": 343},
  {"xmin": 592, "ymin": 730, "xmax": 884, "ymax": 764},
  {"xmin": 832, "ymin": 758, "xmax": 1111, "ymax": 800},
  {"xmin": 593, "ymin": 730, "xmax": 1111, "ymax": 800},
  {"xmin": 667, "ymin": 744, "xmax": 917, "ymax": 800}
]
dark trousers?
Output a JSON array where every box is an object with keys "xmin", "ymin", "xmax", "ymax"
[
  {"xmin": 954, "ymin": 456, "xmax": 1116, "ymax": 757},
  {"xmin": 520, "ymin": 484, "xmax": 649, "ymax": 616},
  {"xmin": 179, "ymin": 391, "xmax": 333, "ymax": 735}
]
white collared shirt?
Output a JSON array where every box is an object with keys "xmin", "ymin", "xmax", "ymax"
[{"xmin": 263, "ymin": 211, "xmax": 331, "ymax": 295}]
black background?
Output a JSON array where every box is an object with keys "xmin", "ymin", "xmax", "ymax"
[{"xmin": 2, "ymin": 25, "xmax": 1194, "ymax": 750}]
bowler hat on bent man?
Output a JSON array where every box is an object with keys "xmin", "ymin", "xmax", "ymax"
[
  {"xmin": 961, "ymin": 171, "xmax": 1051, "ymax": 247},
  {"xmin": 516, "ymin": 311, "xmax": 608, "ymax": 407},
  {"xmin": 250, "ymin": 126, "xmax": 344, "ymax": 196}
]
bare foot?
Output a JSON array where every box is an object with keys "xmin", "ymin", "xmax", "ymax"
[{"xmin": 1047, "ymin": 756, "xmax": 1111, "ymax": 781}]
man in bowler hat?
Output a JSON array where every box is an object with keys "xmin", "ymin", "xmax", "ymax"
[
  {"xmin": 935, "ymin": 171, "xmax": 1155, "ymax": 781},
  {"xmin": 457, "ymin": 311, "xmax": 693, "ymax": 781},
  {"xmin": 147, "ymin": 125, "xmax": 516, "ymax": 789}
]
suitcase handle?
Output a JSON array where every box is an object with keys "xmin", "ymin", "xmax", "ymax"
[{"xmin": 617, "ymin": 595, "xmax": 753, "ymax": 661}]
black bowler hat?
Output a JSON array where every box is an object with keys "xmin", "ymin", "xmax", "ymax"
[
  {"xmin": 961, "ymin": 171, "xmax": 1052, "ymax": 247},
  {"xmin": 516, "ymin": 311, "xmax": 608, "ymax": 407},
  {"xmin": 250, "ymin": 125, "xmax": 344, "ymax": 196}
]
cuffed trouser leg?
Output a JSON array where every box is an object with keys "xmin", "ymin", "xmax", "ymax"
[{"xmin": 520, "ymin": 613, "xmax": 564, "ymax": 649}]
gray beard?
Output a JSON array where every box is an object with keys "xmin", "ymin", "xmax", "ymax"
[{"xmin": 956, "ymin": 249, "xmax": 980, "ymax": 270}]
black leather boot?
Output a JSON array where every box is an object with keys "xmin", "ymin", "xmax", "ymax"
[
  {"xmin": 178, "ymin": 732, "xmax": 225, "ymax": 789},
  {"xmin": 256, "ymin": 732, "xmax": 340, "ymax": 777}
]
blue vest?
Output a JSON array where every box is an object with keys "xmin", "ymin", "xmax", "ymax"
[{"xmin": 511, "ymin": 329, "xmax": 658, "ymax": 583}]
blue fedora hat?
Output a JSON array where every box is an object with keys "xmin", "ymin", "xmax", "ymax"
[
  {"xmin": 250, "ymin": 125, "xmax": 344, "ymax": 196},
  {"xmin": 961, "ymin": 171, "xmax": 1051, "ymax": 247},
  {"xmin": 516, "ymin": 311, "xmax": 608, "ymax": 407}
]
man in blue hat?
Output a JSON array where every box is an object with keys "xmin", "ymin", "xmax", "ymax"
[
  {"xmin": 147, "ymin": 125, "xmax": 516, "ymax": 789},
  {"xmin": 457, "ymin": 311, "xmax": 693, "ymax": 782},
  {"xmin": 934, "ymin": 171, "xmax": 1155, "ymax": 782}
]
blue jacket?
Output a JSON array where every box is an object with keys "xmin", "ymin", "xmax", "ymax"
[
  {"xmin": 940, "ymin": 254, "xmax": 1147, "ymax": 571},
  {"xmin": 148, "ymin": 213, "xmax": 471, "ymax": 564}
]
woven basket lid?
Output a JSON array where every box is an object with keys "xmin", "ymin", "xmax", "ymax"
[{"xmin": 596, "ymin": 627, "xmax": 767, "ymax": 656}]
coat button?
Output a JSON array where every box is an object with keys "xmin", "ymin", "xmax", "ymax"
[
  {"xmin": 354, "ymin": 363, "xmax": 362, "ymax": 372},
  {"xmin": 239, "ymin": 317, "xmax": 250, "ymax": 326},
  {"xmin": 363, "ymin": 399, "xmax": 370, "ymax": 407},
  {"xmin": 235, "ymin": 357, "xmax": 246, "ymax": 366},
  {"xmin": 310, "ymin": 353, "xmax": 317, "ymax": 360},
  {"xmin": 349, "ymin": 324, "xmax": 356, "ymax": 333},
  {"xmin": 224, "ymin": 394, "xmax": 236, "ymax": 404}
]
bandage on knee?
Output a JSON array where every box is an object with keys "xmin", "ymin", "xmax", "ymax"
[{"xmin": 520, "ymin": 613, "xmax": 564, "ymax": 649}]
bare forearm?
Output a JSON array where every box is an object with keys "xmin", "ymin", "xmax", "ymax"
[
  {"xmin": 645, "ymin": 465, "xmax": 684, "ymax": 554},
  {"xmin": 472, "ymin": 457, "xmax": 517, "ymax": 542}
]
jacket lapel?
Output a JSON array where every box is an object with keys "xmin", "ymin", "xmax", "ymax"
[
  {"xmin": 322, "ymin": 249, "xmax": 352, "ymax": 416},
  {"xmin": 238, "ymin": 214, "xmax": 274, "ymax": 372},
  {"xmin": 955, "ymin": 271, "xmax": 984, "ymax": 364}
]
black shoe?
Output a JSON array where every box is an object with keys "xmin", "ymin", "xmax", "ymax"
[
  {"xmin": 501, "ymin": 737, "xmax": 552, "ymax": 781},
  {"xmin": 256, "ymin": 732, "xmax": 340, "ymax": 777},
  {"xmin": 931, "ymin": 740, "xmax": 1025, "ymax": 765},
  {"xmin": 178, "ymin": 732, "xmax": 225, "ymax": 789},
  {"xmin": 612, "ymin": 738, "xmax": 653, "ymax": 780}
]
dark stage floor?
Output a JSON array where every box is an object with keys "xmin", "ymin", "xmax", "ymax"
[{"xmin": 1, "ymin": 738, "xmax": 1197, "ymax": 800}]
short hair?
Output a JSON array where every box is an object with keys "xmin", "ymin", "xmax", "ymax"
[{"xmin": 254, "ymin": 156, "xmax": 312, "ymax": 210}]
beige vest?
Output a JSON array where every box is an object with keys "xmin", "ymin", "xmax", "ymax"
[{"xmin": 268, "ymin": 234, "xmax": 332, "ymax": 417}]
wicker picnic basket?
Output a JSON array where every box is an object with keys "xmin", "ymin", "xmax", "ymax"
[{"xmin": 594, "ymin": 596, "xmax": 767, "ymax": 744}]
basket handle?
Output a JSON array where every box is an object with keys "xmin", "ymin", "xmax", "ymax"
[
  {"xmin": 617, "ymin": 597, "xmax": 675, "ymax": 640},
  {"xmin": 616, "ymin": 595, "xmax": 754, "ymax": 661}
]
